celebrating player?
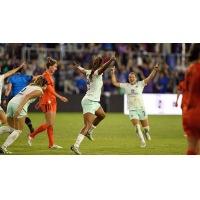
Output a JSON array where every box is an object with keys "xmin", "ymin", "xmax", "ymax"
[
  {"xmin": 175, "ymin": 80, "xmax": 187, "ymax": 137},
  {"xmin": 0, "ymin": 76, "xmax": 48, "ymax": 154},
  {"xmin": 182, "ymin": 43, "xmax": 200, "ymax": 155},
  {"xmin": 27, "ymin": 57, "xmax": 68, "ymax": 149},
  {"xmin": 3, "ymin": 65, "xmax": 38, "ymax": 133},
  {"xmin": 0, "ymin": 62, "xmax": 26, "ymax": 126},
  {"xmin": 71, "ymin": 52, "xmax": 116, "ymax": 155},
  {"xmin": 110, "ymin": 63, "xmax": 159, "ymax": 147}
]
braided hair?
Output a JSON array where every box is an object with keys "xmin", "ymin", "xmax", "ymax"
[
  {"xmin": 46, "ymin": 57, "xmax": 57, "ymax": 69},
  {"xmin": 89, "ymin": 57, "xmax": 103, "ymax": 82}
]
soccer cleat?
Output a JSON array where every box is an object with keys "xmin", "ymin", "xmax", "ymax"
[
  {"xmin": 86, "ymin": 132, "xmax": 94, "ymax": 141},
  {"xmin": 50, "ymin": 144, "xmax": 63, "ymax": 149},
  {"xmin": 70, "ymin": 145, "xmax": 81, "ymax": 155},
  {"xmin": 143, "ymin": 130, "xmax": 151, "ymax": 141},
  {"xmin": 184, "ymin": 134, "xmax": 187, "ymax": 137},
  {"xmin": 27, "ymin": 134, "xmax": 33, "ymax": 146},
  {"xmin": 0, "ymin": 147, "xmax": 12, "ymax": 154},
  {"xmin": 141, "ymin": 143, "xmax": 146, "ymax": 148}
]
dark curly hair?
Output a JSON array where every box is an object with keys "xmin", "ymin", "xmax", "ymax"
[
  {"xmin": 189, "ymin": 43, "xmax": 200, "ymax": 62},
  {"xmin": 89, "ymin": 57, "xmax": 103, "ymax": 82},
  {"xmin": 46, "ymin": 57, "xmax": 57, "ymax": 69}
]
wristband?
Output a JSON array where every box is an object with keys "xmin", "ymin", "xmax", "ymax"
[{"xmin": 4, "ymin": 95, "xmax": 8, "ymax": 100}]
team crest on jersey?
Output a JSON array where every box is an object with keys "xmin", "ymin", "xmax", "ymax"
[{"xmin": 131, "ymin": 89, "xmax": 134, "ymax": 93}]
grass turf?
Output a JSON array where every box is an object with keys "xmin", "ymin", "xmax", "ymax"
[{"xmin": 0, "ymin": 113, "xmax": 187, "ymax": 155}]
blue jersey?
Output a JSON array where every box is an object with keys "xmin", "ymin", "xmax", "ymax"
[{"xmin": 8, "ymin": 74, "xmax": 32, "ymax": 96}]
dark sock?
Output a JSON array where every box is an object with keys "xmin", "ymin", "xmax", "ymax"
[{"xmin": 25, "ymin": 117, "xmax": 34, "ymax": 133}]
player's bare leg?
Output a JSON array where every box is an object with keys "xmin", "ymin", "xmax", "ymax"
[
  {"xmin": 131, "ymin": 119, "xmax": 146, "ymax": 147},
  {"xmin": 71, "ymin": 113, "xmax": 94, "ymax": 154},
  {"xmin": 186, "ymin": 136, "xmax": 200, "ymax": 155},
  {"xmin": 0, "ymin": 110, "xmax": 7, "ymax": 125},
  {"xmin": 140, "ymin": 119, "xmax": 151, "ymax": 141},
  {"xmin": 86, "ymin": 106, "xmax": 106, "ymax": 141}
]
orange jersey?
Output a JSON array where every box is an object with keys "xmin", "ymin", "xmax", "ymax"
[
  {"xmin": 177, "ymin": 81, "xmax": 187, "ymax": 109},
  {"xmin": 182, "ymin": 62, "xmax": 200, "ymax": 138},
  {"xmin": 40, "ymin": 72, "xmax": 57, "ymax": 105}
]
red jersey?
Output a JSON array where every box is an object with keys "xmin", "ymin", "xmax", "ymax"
[
  {"xmin": 177, "ymin": 81, "xmax": 187, "ymax": 109},
  {"xmin": 40, "ymin": 71, "xmax": 57, "ymax": 105}
]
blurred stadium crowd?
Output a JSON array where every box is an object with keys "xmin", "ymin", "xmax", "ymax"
[{"xmin": 0, "ymin": 43, "xmax": 192, "ymax": 95}]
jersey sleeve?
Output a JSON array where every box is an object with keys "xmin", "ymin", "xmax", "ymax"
[
  {"xmin": 46, "ymin": 85, "xmax": 56, "ymax": 96},
  {"xmin": 120, "ymin": 83, "xmax": 127, "ymax": 89},
  {"xmin": 94, "ymin": 70, "xmax": 99, "ymax": 76},
  {"xmin": 178, "ymin": 82, "xmax": 183, "ymax": 91},
  {"xmin": 8, "ymin": 76, "xmax": 13, "ymax": 84},
  {"xmin": 139, "ymin": 80, "xmax": 147, "ymax": 87}
]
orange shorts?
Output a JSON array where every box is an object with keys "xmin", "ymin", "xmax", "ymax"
[
  {"xmin": 41, "ymin": 104, "xmax": 57, "ymax": 113},
  {"xmin": 182, "ymin": 108, "xmax": 200, "ymax": 139}
]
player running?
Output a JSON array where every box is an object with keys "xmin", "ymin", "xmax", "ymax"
[
  {"xmin": 110, "ymin": 63, "xmax": 159, "ymax": 147},
  {"xmin": 175, "ymin": 80, "xmax": 187, "ymax": 137},
  {"xmin": 27, "ymin": 57, "xmax": 68, "ymax": 149},
  {"xmin": 0, "ymin": 62, "xmax": 26, "ymax": 126},
  {"xmin": 71, "ymin": 52, "xmax": 116, "ymax": 155},
  {"xmin": 0, "ymin": 76, "xmax": 48, "ymax": 154},
  {"xmin": 182, "ymin": 43, "xmax": 200, "ymax": 155},
  {"xmin": 3, "ymin": 65, "xmax": 38, "ymax": 133}
]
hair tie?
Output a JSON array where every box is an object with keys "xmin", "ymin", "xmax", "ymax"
[{"xmin": 47, "ymin": 58, "xmax": 52, "ymax": 61}]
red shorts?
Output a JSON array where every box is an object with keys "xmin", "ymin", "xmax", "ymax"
[
  {"xmin": 182, "ymin": 108, "xmax": 200, "ymax": 139},
  {"xmin": 41, "ymin": 104, "xmax": 57, "ymax": 113}
]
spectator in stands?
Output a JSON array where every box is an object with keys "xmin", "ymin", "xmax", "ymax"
[
  {"xmin": 166, "ymin": 48, "xmax": 178, "ymax": 72},
  {"xmin": 82, "ymin": 47, "xmax": 91, "ymax": 65},
  {"xmin": 33, "ymin": 66, "xmax": 44, "ymax": 76},
  {"xmin": 157, "ymin": 72, "xmax": 169, "ymax": 93},
  {"xmin": 58, "ymin": 64, "xmax": 67, "ymax": 91},
  {"xmin": 102, "ymin": 51, "xmax": 110, "ymax": 63},
  {"xmin": 75, "ymin": 72, "xmax": 87, "ymax": 94}
]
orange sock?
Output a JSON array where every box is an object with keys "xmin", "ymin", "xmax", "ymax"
[
  {"xmin": 30, "ymin": 124, "xmax": 47, "ymax": 138},
  {"xmin": 47, "ymin": 126, "xmax": 54, "ymax": 148},
  {"xmin": 186, "ymin": 150, "xmax": 198, "ymax": 155}
]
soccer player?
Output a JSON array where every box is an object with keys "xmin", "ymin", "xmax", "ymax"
[
  {"xmin": 182, "ymin": 43, "xmax": 200, "ymax": 155},
  {"xmin": 27, "ymin": 57, "xmax": 68, "ymax": 149},
  {"xmin": 110, "ymin": 63, "xmax": 159, "ymax": 147},
  {"xmin": 175, "ymin": 80, "xmax": 187, "ymax": 137},
  {"xmin": 71, "ymin": 52, "xmax": 116, "ymax": 155},
  {"xmin": 3, "ymin": 65, "xmax": 38, "ymax": 133},
  {"xmin": 0, "ymin": 62, "xmax": 26, "ymax": 126},
  {"xmin": 0, "ymin": 76, "xmax": 48, "ymax": 154}
]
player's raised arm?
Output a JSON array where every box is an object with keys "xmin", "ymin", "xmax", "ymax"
[
  {"xmin": 110, "ymin": 66, "xmax": 120, "ymax": 88},
  {"xmin": 4, "ymin": 62, "xmax": 26, "ymax": 79},
  {"xmin": 74, "ymin": 62, "xmax": 87, "ymax": 74},
  {"xmin": 98, "ymin": 52, "xmax": 116, "ymax": 75},
  {"xmin": 144, "ymin": 63, "xmax": 159, "ymax": 85}
]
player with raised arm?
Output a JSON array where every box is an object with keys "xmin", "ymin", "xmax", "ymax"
[
  {"xmin": 182, "ymin": 43, "xmax": 200, "ymax": 155},
  {"xmin": 71, "ymin": 52, "xmax": 116, "ymax": 155},
  {"xmin": 0, "ymin": 62, "xmax": 26, "ymax": 126},
  {"xmin": 0, "ymin": 76, "xmax": 48, "ymax": 154},
  {"xmin": 3, "ymin": 65, "xmax": 38, "ymax": 133},
  {"xmin": 110, "ymin": 63, "xmax": 159, "ymax": 147},
  {"xmin": 175, "ymin": 80, "xmax": 187, "ymax": 137},
  {"xmin": 27, "ymin": 57, "xmax": 68, "ymax": 149}
]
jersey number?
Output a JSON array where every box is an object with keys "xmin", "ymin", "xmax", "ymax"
[
  {"xmin": 19, "ymin": 87, "xmax": 27, "ymax": 95},
  {"xmin": 142, "ymin": 111, "xmax": 146, "ymax": 116}
]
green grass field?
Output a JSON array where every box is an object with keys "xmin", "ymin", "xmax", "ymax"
[{"xmin": 0, "ymin": 113, "xmax": 187, "ymax": 155}]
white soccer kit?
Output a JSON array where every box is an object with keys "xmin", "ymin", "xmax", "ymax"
[
  {"xmin": 120, "ymin": 80, "xmax": 147, "ymax": 110},
  {"xmin": 84, "ymin": 70, "xmax": 103, "ymax": 102},
  {"xmin": 10, "ymin": 85, "xmax": 43, "ymax": 111},
  {"xmin": 0, "ymin": 75, "xmax": 4, "ymax": 104}
]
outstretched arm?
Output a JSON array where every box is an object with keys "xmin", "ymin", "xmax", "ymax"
[
  {"xmin": 74, "ymin": 62, "xmax": 87, "ymax": 74},
  {"xmin": 98, "ymin": 52, "xmax": 116, "ymax": 75},
  {"xmin": 13, "ymin": 90, "xmax": 42, "ymax": 118},
  {"xmin": 4, "ymin": 62, "xmax": 26, "ymax": 79},
  {"xmin": 175, "ymin": 90, "xmax": 182, "ymax": 107},
  {"xmin": 110, "ymin": 66, "xmax": 121, "ymax": 88},
  {"xmin": 144, "ymin": 63, "xmax": 159, "ymax": 85}
]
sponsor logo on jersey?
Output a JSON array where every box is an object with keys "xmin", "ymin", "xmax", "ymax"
[{"xmin": 131, "ymin": 89, "xmax": 134, "ymax": 93}]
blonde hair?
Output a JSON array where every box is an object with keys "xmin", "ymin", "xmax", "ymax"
[
  {"xmin": 46, "ymin": 57, "xmax": 57, "ymax": 69},
  {"xmin": 29, "ymin": 76, "xmax": 47, "ymax": 87}
]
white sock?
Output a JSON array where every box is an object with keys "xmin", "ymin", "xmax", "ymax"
[
  {"xmin": 0, "ymin": 126, "xmax": 14, "ymax": 135},
  {"xmin": 88, "ymin": 125, "xmax": 96, "ymax": 134},
  {"xmin": 74, "ymin": 134, "xmax": 85, "ymax": 148},
  {"xmin": 143, "ymin": 126, "xmax": 150, "ymax": 134},
  {"xmin": 135, "ymin": 124, "xmax": 145, "ymax": 144},
  {"xmin": 0, "ymin": 121, "xmax": 2, "ymax": 125},
  {"xmin": 2, "ymin": 129, "xmax": 22, "ymax": 149}
]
